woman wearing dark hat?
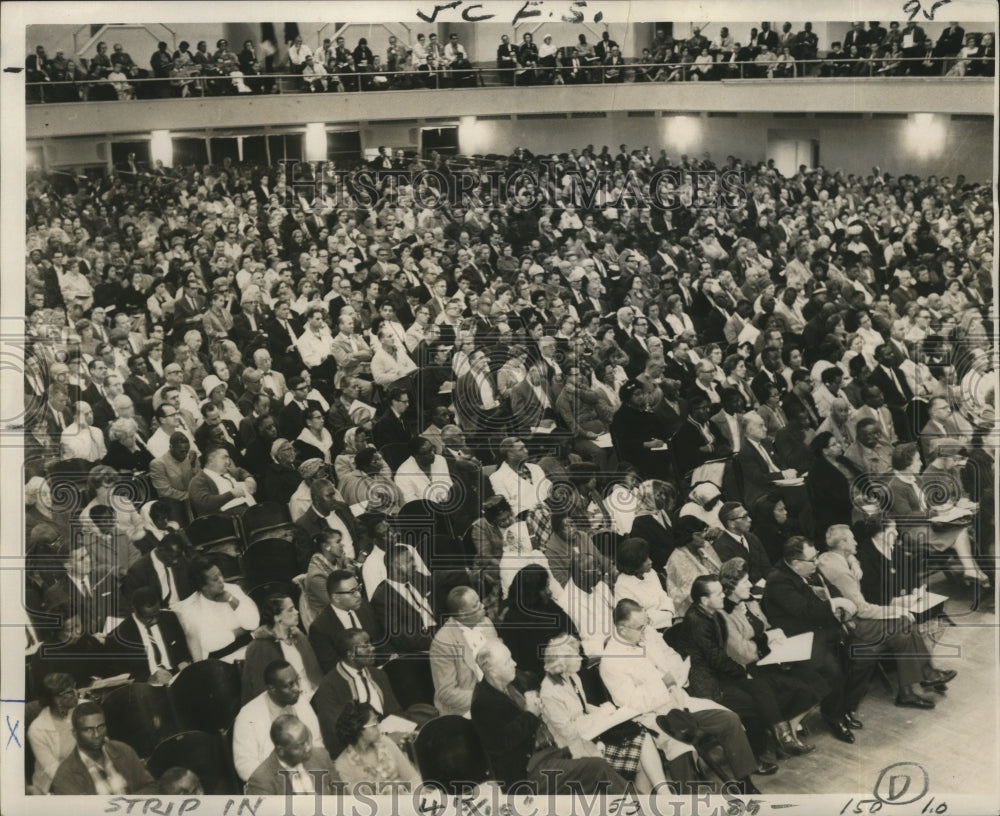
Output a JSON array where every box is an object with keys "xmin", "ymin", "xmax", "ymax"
[
  {"xmin": 608, "ymin": 379, "xmax": 673, "ymax": 480},
  {"xmin": 718, "ymin": 557, "xmax": 822, "ymax": 752}
]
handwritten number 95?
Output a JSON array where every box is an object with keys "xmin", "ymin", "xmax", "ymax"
[{"xmin": 903, "ymin": 0, "xmax": 954, "ymax": 22}]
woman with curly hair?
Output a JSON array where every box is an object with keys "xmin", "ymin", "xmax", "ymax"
[{"xmin": 333, "ymin": 701, "xmax": 421, "ymax": 793}]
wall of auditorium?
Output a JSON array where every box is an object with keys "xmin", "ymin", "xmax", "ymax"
[
  {"xmin": 29, "ymin": 112, "xmax": 993, "ymax": 183},
  {"xmin": 454, "ymin": 114, "xmax": 995, "ymax": 181}
]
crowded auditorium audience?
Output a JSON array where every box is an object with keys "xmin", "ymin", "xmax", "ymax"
[
  {"xmin": 25, "ymin": 20, "xmax": 996, "ymax": 102},
  {"xmin": 20, "ymin": 133, "xmax": 996, "ymax": 798}
]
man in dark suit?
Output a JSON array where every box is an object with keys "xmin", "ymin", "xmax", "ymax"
[
  {"xmin": 308, "ymin": 571, "xmax": 382, "ymax": 673},
  {"xmin": 50, "ymin": 701, "xmax": 156, "ymax": 794},
  {"xmin": 44, "ymin": 388, "xmax": 74, "ymax": 437},
  {"xmin": 867, "ymin": 344, "xmax": 916, "ymax": 442},
  {"xmin": 370, "ymin": 544, "xmax": 437, "ymax": 654},
  {"xmin": 623, "ymin": 316, "xmax": 653, "ymax": 377},
  {"xmin": 714, "ymin": 502, "xmax": 773, "ymax": 584},
  {"xmin": 934, "ymin": 22, "xmax": 965, "ymax": 58},
  {"xmin": 751, "ymin": 347, "xmax": 789, "ymax": 404},
  {"xmin": 454, "ymin": 349, "xmax": 502, "ymax": 438},
  {"xmin": 311, "ymin": 628, "xmax": 407, "ymax": 756},
  {"xmin": 662, "ymin": 338, "xmax": 698, "ymax": 392},
  {"xmin": 508, "ymin": 364, "xmax": 558, "ymax": 435},
  {"xmin": 735, "ymin": 411, "xmax": 799, "ymax": 507},
  {"xmin": 120, "ymin": 532, "xmax": 193, "ymax": 609},
  {"xmin": 781, "ymin": 369, "xmax": 822, "ymax": 431},
  {"xmin": 372, "ymin": 387, "xmax": 414, "ymax": 470},
  {"xmin": 232, "ymin": 296, "xmax": 269, "ymax": 356},
  {"xmin": 245, "ymin": 715, "xmax": 340, "ymax": 796},
  {"xmin": 43, "ymin": 540, "xmax": 115, "ymax": 637},
  {"xmin": 104, "ymin": 586, "xmax": 192, "ymax": 682},
  {"xmin": 470, "ymin": 639, "xmax": 627, "ymax": 794},
  {"xmin": 188, "ymin": 446, "xmax": 257, "ymax": 517},
  {"xmin": 762, "ymin": 537, "xmax": 876, "ymax": 744},
  {"xmin": 294, "ymin": 480, "xmax": 359, "ymax": 572}
]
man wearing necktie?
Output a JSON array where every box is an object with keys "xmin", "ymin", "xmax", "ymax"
[
  {"xmin": 313, "ymin": 629, "xmax": 432, "ymax": 757},
  {"xmin": 713, "ymin": 501, "xmax": 774, "ymax": 585},
  {"xmin": 105, "ymin": 586, "xmax": 191, "ymax": 684},
  {"xmin": 736, "ymin": 411, "xmax": 799, "ymax": 507},
  {"xmin": 370, "ymin": 545, "xmax": 438, "ymax": 706}
]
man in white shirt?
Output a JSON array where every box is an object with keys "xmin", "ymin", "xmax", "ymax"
[
  {"xmin": 489, "ymin": 437, "xmax": 552, "ymax": 517},
  {"xmin": 296, "ymin": 308, "xmax": 336, "ymax": 371},
  {"xmin": 233, "ymin": 661, "xmax": 325, "ymax": 781},
  {"xmin": 61, "ymin": 401, "xmax": 107, "ymax": 462},
  {"xmin": 600, "ymin": 599, "xmax": 761, "ymax": 792},
  {"xmin": 146, "ymin": 403, "xmax": 200, "ymax": 460},
  {"xmin": 429, "ymin": 587, "xmax": 499, "ymax": 716},
  {"xmin": 254, "ymin": 348, "xmax": 288, "ymax": 400},
  {"xmin": 154, "ymin": 363, "xmax": 201, "ymax": 417},
  {"xmin": 370, "ymin": 327, "xmax": 418, "ymax": 389},
  {"xmin": 287, "ymin": 36, "xmax": 313, "ymax": 70}
]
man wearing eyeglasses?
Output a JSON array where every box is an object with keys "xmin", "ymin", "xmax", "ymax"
[
  {"xmin": 599, "ymin": 598, "xmax": 762, "ymax": 794},
  {"xmin": 50, "ymin": 701, "xmax": 154, "ymax": 794},
  {"xmin": 714, "ymin": 502, "xmax": 774, "ymax": 585},
  {"xmin": 308, "ymin": 570, "xmax": 381, "ymax": 674},
  {"xmin": 430, "ymin": 587, "xmax": 499, "ymax": 716},
  {"xmin": 762, "ymin": 536, "xmax": 875, "ymax": 745}
]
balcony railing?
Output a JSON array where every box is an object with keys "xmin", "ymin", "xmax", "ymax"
[{"xmin": 25, "ymin": 56, "xmax": 996, "ymax": 104}]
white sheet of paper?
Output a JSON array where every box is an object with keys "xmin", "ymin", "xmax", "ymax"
[
  {"xmin": 594, "ymin": 432, "xmax": 614, "ymax": 448},
  {"xmin": 102, "ymin": 616, "xmax": 124, "ymax": 635},
  {"xmin": 85, "ymin": 673, "xmax": 132, "ymax": 691},
  {"xmin": 379, "ymin": 714, "xmax": 418, "ymax": 735},
  {"xmin": 577, "ymin": 706, "xmax": 643, "ymax": 741},
  {"xmin": 350, "ymin": 500, "xmax": 369, "ymax": 517},
  {"xmin": 757, "ymin": 632, "xmax": 813, "ymax": 666},
  {"xmin": 650, "ymin": 443, "xmax": 669, "ymax": 451},
  {"xmin": 908, "ymin": 591, "xmax": 948, "ymax": 614}
]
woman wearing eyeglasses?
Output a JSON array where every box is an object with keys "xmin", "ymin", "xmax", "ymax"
[{"xmin": 333, "ymin": 701, "xmax": 421, "ymax": 794}]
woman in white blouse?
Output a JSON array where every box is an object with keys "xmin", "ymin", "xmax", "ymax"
[
  {"xmin": 540, "ymin": 635, "xmax": 668, "ymax": 793},
  {"xmin": 393, "ymin": 436, "xmax": 454, "ymax": 506},
  {"xmin": 27, "ymin": 673, "xmax": 78, "ymax": 794},
  {"xmin": 664, "ymin": 294, "xmax": 695, "ymax": 337},
  {"xmin": 614, "ymin": 537, "xmax": 674, "ymax": 630}
]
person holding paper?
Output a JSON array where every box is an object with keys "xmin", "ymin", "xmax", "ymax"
[
  {"xmin": 680, "ymin": 575, "xmax": 815, "ymax": 765},
  {"xmin": 599, "ymin": 599, "xmax": 763, "ymax": 794},
  {"xmin": 762, "ymin": 537, "xmax": 876, "ymax": 744},
  {"xmin": 719, "ymin": 557, "xmax": 826, "ymax": 743},
  {"xmin": 817, "ymin": 525, "xmax": 955, "ymax": 708},
  {"xmin": 886, "ymin": 442, "xmax": 989, "ymax": 589},
  {"xmin": 540, "ymin": 634, "xmax": 669, "ymax": 794}
]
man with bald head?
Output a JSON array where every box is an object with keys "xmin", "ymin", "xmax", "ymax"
[
  {"xmin": 245, "ymin": 715, "xmax": 340, "ymax": 796},
  {"xmin": 430, "ymin": 586, "xmax": 499, "ymax": 716}
]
